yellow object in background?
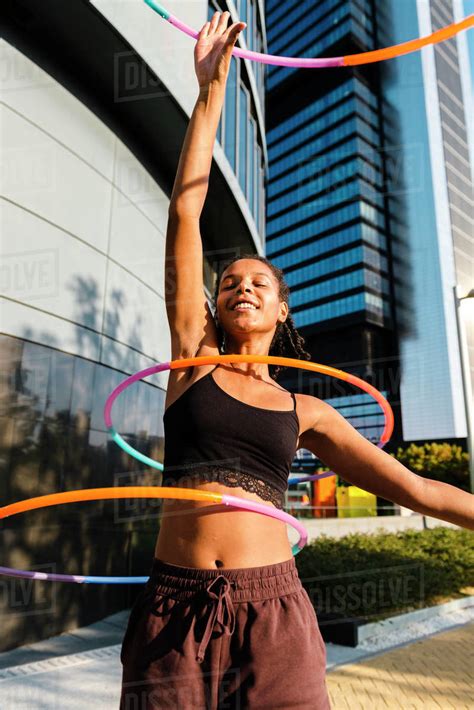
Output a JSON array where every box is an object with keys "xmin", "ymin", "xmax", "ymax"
[
  {"xmin": 336, "ymin": 486, "xmax": 377, "ymax": 517},
  {"xmin": 336, "ymin": 486, "xmax": 349, "ymax": 518}
]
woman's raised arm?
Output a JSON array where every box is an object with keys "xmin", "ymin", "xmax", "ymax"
[
  {"xmin": 300, "ymin": 399, "xmax": 474, "ymax": 530},
  {"xmin": 165, "ymin": 12, "xmax": 245, "ymax": 358}
]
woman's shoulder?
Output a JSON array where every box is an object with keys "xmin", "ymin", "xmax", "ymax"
[
  {"xmin": 271, "ymin": 383, "xmax": 323, "ymax": 409},
  {"xmin": 294, "ymin": 393, "xmax": 326, "ymax": 434}
]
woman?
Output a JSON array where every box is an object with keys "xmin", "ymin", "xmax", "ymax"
[{"xmin": 119, "ymin": 12, "xmax": 474, "ymax": 710}]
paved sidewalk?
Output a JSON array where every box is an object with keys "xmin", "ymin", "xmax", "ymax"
[{"xmin": 326, "ymin": 621, "xmax": 474, "ymax": 709}]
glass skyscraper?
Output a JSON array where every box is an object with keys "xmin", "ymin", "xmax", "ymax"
[
  {"xmin": 265, "ymin": 0, "xmax": 473, "ymax": 450},
  {"xmin": 266, "ymin": 0, "xmax": 394, "ymax": 446},
  {"xmin": 381, "ymin": 0, "xmax": 473, "ymax": 442}
]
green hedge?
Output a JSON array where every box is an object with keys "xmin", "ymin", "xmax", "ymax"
[
  {"xmin": 296, "ymin": 527, "xmax": 474, "ymax": 621},
  {"xmin": 391, "ymin": 442, "xmax": 469, "ymax": 491}
]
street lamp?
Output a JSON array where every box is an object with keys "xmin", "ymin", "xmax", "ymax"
[{"xmin": 453, "ymin": 286, "xmax": 474, "ymax": 494}]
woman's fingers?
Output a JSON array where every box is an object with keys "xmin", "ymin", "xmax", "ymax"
[
  {"xmin": 224, "ymin": 21, "xmax": 246, "ymax": 44},
  {"xmin": 216, "ymin": 11, "xmax": 231, "ymax": 34},
  {"xmin": 198, "ymin": 12, "xmax": 245, "ymax": 46},
  {"xmin": 206, "ymin": 11, "xmax": 233, "ymax": 37},
  {"xmin": 208, "ymin": 11, "xmax": 221, "ymax": 35},
  {"xmin": 199, "ymin": 21, "xmax": 210, "ymax": 39}
]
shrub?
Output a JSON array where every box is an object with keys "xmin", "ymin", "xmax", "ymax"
[
  {"xmin": 296, "ymin": 527, "xmax": 474, "ymax": 621},
  {"xmin": 391, "ymin": 442, "xmax": 469, "ymax": 491}
]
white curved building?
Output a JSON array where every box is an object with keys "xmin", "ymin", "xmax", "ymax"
[{"xmin": 0, "ymin": 0, "xmax": 267, "ymax": 650}]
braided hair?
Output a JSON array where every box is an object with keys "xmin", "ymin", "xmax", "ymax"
[{"xmin": 212, "ymin": 254, "xmax": 312, "ymax": 381}]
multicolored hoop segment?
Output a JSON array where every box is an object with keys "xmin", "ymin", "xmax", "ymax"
[
  {"xmin": 144, "ymin": 0, "xmax": 474, "ymax": 68},
  {"xmin": 0, "ymin": 487, "xmax": 308, "ymax": 584},
  {"xmin": 104, "ymin": 354, "xmax": 394, "ymax": 484}
]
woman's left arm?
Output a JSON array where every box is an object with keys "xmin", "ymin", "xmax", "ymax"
[{"xmin": 299, "ymin": 400, "xmax": 474, "ymax": 531}]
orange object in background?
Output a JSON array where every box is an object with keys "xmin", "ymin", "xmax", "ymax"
[{"xmin": 312, "ymin": 475, "xmax": 336, "ymax": 518}]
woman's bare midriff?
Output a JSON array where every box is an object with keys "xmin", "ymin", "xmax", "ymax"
[
  {"xmin": 154, "ymin": 360, "xmax": 311, "ymax": 570},
  {"xmin": 153, "ymin": 479, "xmax": 293, "ymax": 569}
]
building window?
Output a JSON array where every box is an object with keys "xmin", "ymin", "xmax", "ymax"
[
  {"xmin": 239, "ymin": 84, "xmax": 249, "ymax": 194},
  {"xmin": 255, "ymin": 144, "xmax": 261, "ymax": 232},
  {"xmin": 209, "ymin": 2, "xmax": 265, "ymax": 226},
  {"xmin": 247, "ymin": 0, "xmax": 253, "ymax": 51},
  {"xmin": 239, "ymin": 0, "xmax": 247, "ymax": 27},
  {"xmin": 254, "ymin": 136, "xmax": 260, "ymax": 222},
  {"xmin": 249, "ymin": 115, "xmax": 256, "ymax": 209},
  {"xmin": 224, "ymin": 57, "xmax": 238, "ymax": 171}
]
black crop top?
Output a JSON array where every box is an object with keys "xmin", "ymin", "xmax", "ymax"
[{"xmin": 162, "ymin": 366, "xmax": 300, "ymax": 509}]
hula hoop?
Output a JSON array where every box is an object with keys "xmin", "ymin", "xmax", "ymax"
[
  {"xmin": 104, "ymin": 354, "xmax": 394, "ymax": 483},
  {"xmin": 144, "ymin": 0, "xmax": 474, "ymax": 68},
  {"xmin": 0, "ymin": 487, "xmax": 307, "ymax": 583}
]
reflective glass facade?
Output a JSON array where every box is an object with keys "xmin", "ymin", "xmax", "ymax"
[
  {"xmin": 379, "ymin": 0, "xmax": 473, "ymax": 440},
  {"xmin": 325, "ymin": 392, "xmax": 388, "ymax": 443},
  {"xmin": 266, "ymin": 0, "xmax": 472, "ymax": 450},
  {"xmin": 431, "ymin": 0, "xmax": 474, "ymax": 397},
  {"xmin": 265, "ymin": 0, "xmax": 400, "ymax": 452},
  {"xmin": 0, "ymin": 331, "xmax": 165, "ymax": 503},
  {"xmin": 266, "ymin": 0, "xmax": 374, "ymax": 90},
  {"xmin": 0, "ymin": 334, "xmax": 166, "ymax": 647},
  {"xmin": 266, "ymin": 71, "xmax": 390, "ymax": 329}
]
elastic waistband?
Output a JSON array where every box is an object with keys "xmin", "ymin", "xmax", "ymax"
[{"xmin": 146, "ymin": 556, "xmax": 302, "ymax": 603}]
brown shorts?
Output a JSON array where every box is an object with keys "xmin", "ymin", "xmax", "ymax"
[{"xmin": 120, "ymin": 556, "xmax": 331, "ymax": 709}]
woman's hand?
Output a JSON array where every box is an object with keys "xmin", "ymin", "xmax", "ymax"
[{"xmin": 194, "ymin": 11, "xmax": 246, "ymax": 89}]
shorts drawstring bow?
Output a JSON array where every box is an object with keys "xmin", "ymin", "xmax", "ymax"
[{"xmin": 195, "ymin": 575, "xmax": 236, "ymax": 664}]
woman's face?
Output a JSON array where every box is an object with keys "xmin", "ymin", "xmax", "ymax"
[{"xmin": 215, "ymin": 259, "xmax": 287, "ymax": 343}]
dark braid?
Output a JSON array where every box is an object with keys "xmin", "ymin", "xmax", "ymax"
[{"xmin": 212, "ymin": 254, "xmax": 312, "ymax": 381}]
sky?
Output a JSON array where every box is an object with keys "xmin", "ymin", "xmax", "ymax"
[{"xmin": 465, "ymin": 0, "xmax": 474, "ymax": 92}]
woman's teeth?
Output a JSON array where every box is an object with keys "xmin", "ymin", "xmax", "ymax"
[{"xmin": 233, "ymin": 304, "xmax": 257, "ymax": 311}]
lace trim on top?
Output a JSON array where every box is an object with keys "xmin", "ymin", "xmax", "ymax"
[{"xmin": 162, "ymin": 465, "xmax": 285, "ymax": 509}]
